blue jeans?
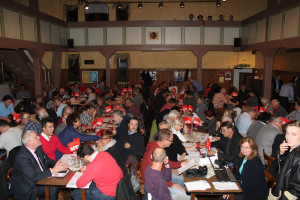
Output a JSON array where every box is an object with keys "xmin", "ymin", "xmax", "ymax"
[{"xmin": 72, "ymin": 182, "xmax": 115, "ymax": 200}]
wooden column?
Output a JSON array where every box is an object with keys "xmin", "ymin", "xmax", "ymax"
[
  {"xmin": 100, "ymin": 50, "xmax": 115, "ymax": 88},
  {"xmin": 192, "ymin": 49, "xmax": 208, "ymax": 86},
  {"xmin": 31, "ymin": 50, "xmax": 44, "ymax": 95},
  {"xmin": 52, "ymin": 51, "xmax": 62, "ymax": 89},
  {"xmin": 262, "ymin": 48, "xmax": 277, "ymax": 99}
]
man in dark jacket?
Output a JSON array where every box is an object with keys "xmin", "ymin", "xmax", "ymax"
[
  {"xmin": 209, "ymin": 121, "xmax": 242, "ymax": 167},
  {"xmin": 11, "ymin": 130, "xmax": 68, "ymax": 200}
]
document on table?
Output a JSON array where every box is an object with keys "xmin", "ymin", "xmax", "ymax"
[
  {"xmin": 199, "ymin": 155, "xmax": 218, "ymax": 166},
  {"xmin": 182, "ymin": 143, "xmax": 196, "ymax": 147},
  {"xmin": 66, "ymin": 172, "xmax": 91, "ymax": 189},
  {"xmin": 184, "ymin": 180, "xmax": 211, "ymax": 191},
  {"xmin": 177, "ymin": 160, "xmax": 196, "ymax": 175},
  {"xmin": 212, "ymin": 182, "xmax": 239, "ymax": 190},
  {"xmin": 50, "ymin": 170, "xmax": 69, "ymax": 178}
]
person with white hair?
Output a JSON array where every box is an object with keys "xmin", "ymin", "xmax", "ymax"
[
  {"xmin": 165, "ymin": 110, "xmax": 180, "ymax": 124},
  {"xmin": 11, "ymin": 130, "xmax": 68, "ymax": 200},
  {"xmin": 261, "ymin": 97, "xmax": 272, "ymax": 112},
  {"xmin": 270, "ymin": 99, "xmax": 288, "ymax": 117}
]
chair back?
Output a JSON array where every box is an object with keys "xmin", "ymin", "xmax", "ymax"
[
  {"xmin": 136, "ymin": 161, "xmax": 145, "ymax": 195},
  {"xmin": 264, "ymin": 170, "xmax": 276, "ymax": 191},
  {"xmin": 6, "ymin": 168, "xmax": 13, "ymax": 181},
  {"xmin": 263, "ymin": 149, "xmax": 275, "ymax": 171}
]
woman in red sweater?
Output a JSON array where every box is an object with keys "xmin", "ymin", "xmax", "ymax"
[{"xmin": 72, "ymin": 143, "xmax": 123, "ymax": 200}]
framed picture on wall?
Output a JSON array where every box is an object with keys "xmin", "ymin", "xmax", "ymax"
[
  {"xmin": 225, "ymin": 72, "xmax": 231, "ymax": 80},
  {"xmin": 82, "ymin": 71, "xmax": 98, "ymax": 83}
]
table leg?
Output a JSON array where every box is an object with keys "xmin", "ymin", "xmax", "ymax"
[
  {"xmin": 81, "ymin": 189, "xmax": 86, "ymax": 200},
  {"xmin": 191, "ymin": 193, "xmax": 196, "ymax": 200},
  {"xmin": 45, "ymin": 186, "xmax": 50, "ymax": 200},
  {"xmin": 230, "ymin": 194, "xmax": 235, "ymax": 200}
]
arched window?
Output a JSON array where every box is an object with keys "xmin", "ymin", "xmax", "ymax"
[{"xmin": 85, "ymin": 2, "xmax": 109, "ymax": 21}]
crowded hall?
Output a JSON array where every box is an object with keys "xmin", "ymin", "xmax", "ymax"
[{"xmin": 0, "ymin": 0, "xmax": 300, "ymax": 200}]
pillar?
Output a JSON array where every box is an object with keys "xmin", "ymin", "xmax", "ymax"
[
  {"xmin": 31, "ymin": 50, "xmax": 44, "ymax": 95},
  {"xmin": 262, "ymin": 48, "xmax": 277, "ymax": 99},
  {"xmin": 193, "ymin": 49, "xmax": 208, "ymax": 86}
]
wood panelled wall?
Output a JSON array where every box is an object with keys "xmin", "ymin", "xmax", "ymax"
[{"xmin": 59, "ymin": 68, "xmax": 300, "ymax": 94}]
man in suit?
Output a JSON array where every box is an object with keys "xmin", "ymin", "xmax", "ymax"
[
  {"xmin": 255, "ymin": 114, "xmax": 283, "ymax": 163},
  {"xmin": 112, "ymin": 110, "xmax": 130, "ymax": 143},
  {"xmin": 271, "ymin": 74, "xmax": 283, "ymax": 100},
  {"xmin": 11, "ymin": 130, "xmax": 68, "ymax": 200}
]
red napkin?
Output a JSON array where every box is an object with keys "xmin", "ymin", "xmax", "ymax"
[{"xmin": 66, "ymin": 172, "xmax": 75, "ymax": 182}]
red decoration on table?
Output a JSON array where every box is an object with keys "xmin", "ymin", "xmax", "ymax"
[
  {"xmin": 121, "ymin": 91, "xmax": 124, "ymax": 96},
  {"xmin": 172, "ymin": 88, "xmax": 176, "ymax": 94},
  {"xmin": 75, "ymin": 92, "xmax": 80, "ymax": 97},
  {"xmin": 206, "ymin": 138, "xmax": 211, "ymax": 151},
  {"xmin": 105, "ymin": 106, "xmax": 112, "ymax": 113},
  {"xmin": 13, "ymin": 113, "xmax": 20, "ymax": 123},
  {"xmin": 232, "ymin": 92, "xmax": 238, "ymax": 97},
  {"xmin": 66, "ymin": 173, "xmax": 75, "ymax": 181},
  {"xmin": 71, "ymin": 92, "xmax": 74, "ymax": 97},
  {"xmin": 188, "ymin": 105, "xmax": 193, "ymax": 112},
  {"xmin": 123, "ymin": 88, "xmax": 127, "ymax": 92},
  {"xmin": 96, "ymin": 118, "xmax": 103, "ymax": 126},
  {"xmin": 282, "ymin": 117, "xmax": 289, "ymax": 125},
  {"xmin": 184, "ymin": 117, "xmax": 192, "ymax": 125},
  {"xmin": 182, "ymin": 105, "xmax": 188, "ymax": 112},
  {"xmin": 193, "ymin": 117, "xmax": 201, "ymax": 126},
  {"xmin": 67, "ymin": 138, "xmax": 80, "ymax": 152},
  {"xmin": 128, "ymin": 88, "xmax": 132, "ymax": 92}
]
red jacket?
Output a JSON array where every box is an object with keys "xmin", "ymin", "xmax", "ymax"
[
  {"xmin": 40, "ymin": 134, "xmax": 71, "ymax": 161},
  {"xmin": 77, "ymin": 152, "xmax": 123, "ymax": 197},
  {"xmin": 141, "ymin": 141, "xmax": 181, "ymax": 187}
]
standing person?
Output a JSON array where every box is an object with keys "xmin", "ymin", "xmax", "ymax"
[
  {"xmin": 254, "ymin": 76, "xmax": 264, "ymax": 99},
  {"xmin": 72, "ymin": 144, "xmax": 123, "ymax": 200},
  {"xmin": 234, "ymin": 137, "xmax": 268, "ymax": 200},
  {"xmin": 11, "ymin": 130, "xmax": 68, "ymax": 200},
  {"xmin": 271, "ymin": 121, "xmax": 300, "ymax": 200},
  {"xmin": 144, "ymin": 148, "xmax": 172, "ymax": 200},
  {"xmin": 272, "ymin": 74, "xmax": 283, "ymax": 100},
  {"xmin": 279, "ymin": 80, "xmax": 294, "ymax": 112},
  {"xmin": 238, "ymin": 84, "xmax": 249, "ymax": 103}
]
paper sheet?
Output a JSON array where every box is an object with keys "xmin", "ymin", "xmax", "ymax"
[
  {"xmin": 50, "ymin": 170, "xmax": 69, "ymax": 178},
  {"xmin": 184, "ymin": 180, "xmax": 211, "ymax": 191},
  {"xmin": 199, "ymin": 155, "xmax": 218, "ymax": 166},
  {"xmin": 177, "ymin": 160, "xmax": 196, "ymax": 175},
  {"xmin": 212, "ymin": 182, "xmax": 239, "ymax": 190},
  {"xmin": 182, "ymin": 143, "xmax": 196, "ymax": 147},
  {"xmin": 66, "ymin": 172, "xmax": 91, "ymax": 189}
]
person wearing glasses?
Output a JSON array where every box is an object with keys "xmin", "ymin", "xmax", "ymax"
[
  {"xmin": 271, "ymin": 121, "xmax": 300, "ymax": 200},
  {"xmin": 255, "ymin": 114, "xmax": 283, "ymax": 163},
  {"xmin": 233, "ymin": 137, "xmax": 268, "ymax": 200},
  {"xmin": 97, "ymin": 130, "xmax": 116, "ymax": 152},
  {"xmin": 208, "ymin": 121, "xmax": 242, "ymax": 168}
]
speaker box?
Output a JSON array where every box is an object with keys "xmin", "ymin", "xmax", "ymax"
[
  {"xmin": 67, "ymin": 39, "xmax": 74, "ymax": 48},
  {"xmin": 234, "ymin": 38, "xmax": 242, "ymax": 47}
]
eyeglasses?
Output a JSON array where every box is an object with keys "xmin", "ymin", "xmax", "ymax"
[
  {"xmin": 221, "ymin": 128, "xmax": 229, "ymax": 133},
  {"xmin": 177, "ymin": 124, "xmax": 184, "ymax": 128},
  {"xmin": 166, "ymin": 139, "xmax": 173, "ymax": 143},
  {"xmin": 240, "ymin": 146, "xmax": 251, "ymax": 150}
]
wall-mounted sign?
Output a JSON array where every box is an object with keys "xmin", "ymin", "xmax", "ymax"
[{"xmin": 82, "ymin": 71, "xmax": 98, "ymax": 83}]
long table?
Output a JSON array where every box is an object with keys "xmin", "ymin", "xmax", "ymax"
[
  {"xmin": 184, "ymin": 175, "xmax": 242, "ymax": 200},
  {"xmin": 37, "ymin": 171, "xmax": 86, "ymax": 200}
]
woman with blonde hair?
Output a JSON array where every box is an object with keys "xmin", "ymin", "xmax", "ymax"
[{"xmin": 234, "ymin": 137, "xmax": 268, "ymax": 200}]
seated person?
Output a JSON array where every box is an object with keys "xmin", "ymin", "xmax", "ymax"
[
  {"xmin": 54, "ymin": 98, "xmax": 67, "ymax": 118},
  {"xmin": 141, "ymin": 129, "xmax": 190, "ymax": 199},
  {"xmin": 234, "ymin": 137, "xmax": 268, "ymax": 200},
  {"xmin": 121, "ymin": 118, "xmax": 145, "ymax": 162},
  {"xmin": 112, "ymin": 110, "xmax": 130, "ymax": 143},
  {"xmin": 72, "ymin": 143, "xmax": 123, "ymax": 200},
  {"xmin": 0, "ymin": 120, "xmax": 22, "ymax": 155},
  {"xmin": 145, "ymin": 147, "xmax": 172, "ymax": 200},
  {"xmin": 39, "ymin": 117, "xmax": 71, "ymax": 161},
  {"xmin": 236, "ymin": 107, "xmax": 257, "ymax": 136},
  {"xmin": 199, "ymin": 110, "xmax": 217, "ymax": 136},
  {"xmin": 245, "ymin": 89, "xmax": 259, "ymax": 107},
  {"xmin": 16, "ymin": 84, "xmax": 31, "ymax": 100},
  {"xmin": 125, "ymin": 99, "xmax": 141, "ymax": 119},
  {"xmin": 97, "ymin": 130, "xmax": 116, "ymax": 151},
  {"xmin": 11, "ymin": 130, "xmax": 68, "ymax": 200},
  {"xmin": 194, "ymin": 95, "xmax": 208, "ymax": 124},
  {"xmin": 272, "ymin": 121, "xmax": 300, "ymax": 199},
  {"xmin": 246, "ymin": 112, "xmax": 271, "ymax": 140},
  {"xmin": 0, "ymin": 95, "xmax": 15, "ymax": 122},
  {"xmin": 79, "ymin": 104, "xmax": 97, "ymax": 128},
  {"xmin": 57, "ymin": 113, "xmax": 100, "ymax": 159},
  {"xmin": 55, "ymin": 106, "xmax": 73, "ymax": 136},
  {"xmin": 21, "ymin": 113, "xmax": 43, "ymax": 135},
  {"xmin": 209, "ymin": 121, "xmax": 242, "ymax": 168},
  {"xmin": 285, "ymin": 99, "xmax": 300, "ymax": 121}
]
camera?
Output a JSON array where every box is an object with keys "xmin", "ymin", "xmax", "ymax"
[{"xmin": 185, "ymin": 165, "xmax": 208, "ymax": 178}]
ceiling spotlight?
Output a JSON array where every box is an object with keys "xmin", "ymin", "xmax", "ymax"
[
  {"xmin": 180, "ymin": 2, "xmax": 185, "ymax": 8},
  {"xmin": 216, "ymin": 0, "xmax": 221, "ymax": 7},
  {"xmin": 84, "ymin": 3, "xmax": 89, "ymax": 10},
  {"xmin": 222, "ymin": 0, "xmax": 226, "ymax": 1},
  {"xmin": 117, "ymin": 3, "xmax": 122, "ymax": 9},
  {"xmin": 159, "ymin": 2, "xmax": 163, "ymax": 8},
  {"xmin": 138, "ymin": 2, "xmax": 143, "ymax": 8}
]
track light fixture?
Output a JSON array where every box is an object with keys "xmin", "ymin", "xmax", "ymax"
[
  {"xmin": 222, "ymin": 0, "xmax": 226, "ymax": 1},
  {"xmin": 159, "ymin": 2, "xmax": 163, "ymax": 8},
  {"xmin": 180, "ymin": 1, "xmax": 184, "ymax": 8},
  {"xmin": 117, "ymin": 2, "xmax": 122, "ymax": 9},
  {"xmin": 84, "ymin": 3, "xmax": 89, "ymax": 9},
  {"xmin": 216, "ymin": 0, "xmax": 221, "ymax": 7},
  {"xmin": 138, "ymin": 2, "xmax": 143, "ymax": 8}
]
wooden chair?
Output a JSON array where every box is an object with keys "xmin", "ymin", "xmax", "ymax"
[
  {"xmin": 136, "ymin": 162, "xmax": 145, "ymax": 196},
  {"xmin": 0, "ymin": 149, "xmax": 7, "ymax": 162},
  {"xmin": 264, "ymin": 170, "xmax": 276, "ymax": 191},
  {"xmin": 263, "ymin": 149, "xmax": 275, "ymax": 171},
  {"xmin": 6, "ymin": 168, "xmax": 13, "ymax": 181}
]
